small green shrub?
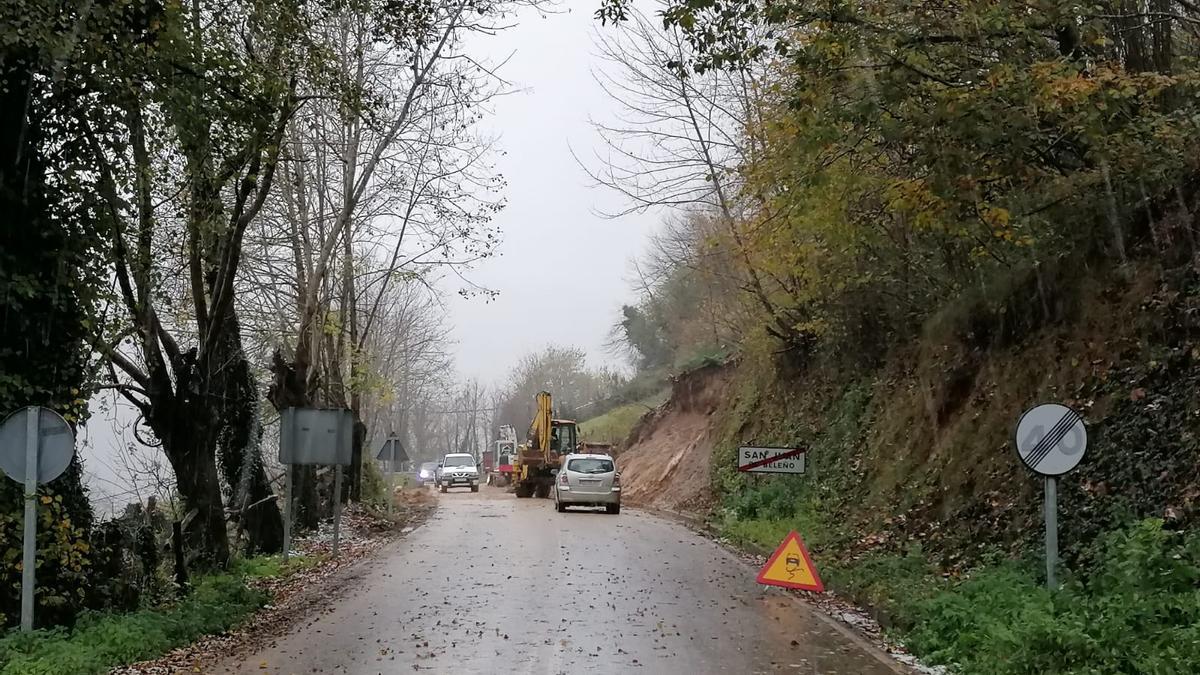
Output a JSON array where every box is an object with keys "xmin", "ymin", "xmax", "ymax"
[
  {"xmin": 674, "ymin": 344, "xmax": 731, "ymax": 372},
  {"xmin": 824, "ymin": 547, "xmax": 944, "ymax": 629},
  {"xmin": 231, "ymin": 553, "xmax": 320, "ymax": 580},
  {"xmin": 359, "ymin": 461, "xmax": 389, "ymax": 508},
  {"xmin": 0, "ymin": 493, "xmax": 92, "ymax": 629}
]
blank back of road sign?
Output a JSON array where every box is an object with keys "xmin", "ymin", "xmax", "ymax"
[{"xmin": 757, "ymin": 531, "xmax": 824, "ymax": 592}]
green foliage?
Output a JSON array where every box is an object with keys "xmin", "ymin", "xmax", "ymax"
[
  {"xmin": 0, "ymin": 566, "xmax": 269, "ymax": 675},
  {"xmin": 616, "ymin": 304, "xmax": 672, "ymax": 370},
  {"xmin": 0, "ymin": 495, "xmax": 92, "ymax": 629},
  {"xmin": 674, "ymin": 344, "xmax": 732, "ymax": 373},
  {"xmin": 599, "ymin": 0, "xmax": 1200, "ymax": 369},
  {"xmin": 709, "ymin": 335, "xmax": 1200, "ymax": 672},
  {"xmin": 496, "ymin": 345, "xmax": 626, "ymax": 432},
  {"xmin": 594, "ymin": 6, "xmax": 1200, "ymax": 671},
  {"xmin": 719, "ymin": 506, "xmax": 839, "ymax": 554},
  {"xmin": 720, "ymin": 508, "xmax": 1200, "ymax": 674},
  {"xmin": 359, "ymin": 460, "xmax": 389, "ymax": 509},
  {"xmin": 1, "ymin": 0, "xmax": 105, "ymax": 629},
  {"xmin": 230, "ymin": 553, "xmax": 320, "ymax": 579},
  {"xmin": 897, "ymin": 521, "xmax": 1200, "ymax": 674},
  {"xmin": 715, "ymin": 374, "xmax": 871, "ymax": 520}
]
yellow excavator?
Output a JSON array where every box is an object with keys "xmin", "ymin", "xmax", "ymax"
[{"xmin": 512, "ymin": 391, "xmax": 578, "ymax": 498}]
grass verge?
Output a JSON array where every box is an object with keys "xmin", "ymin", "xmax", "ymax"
[
  {"xmin": 719, "ymin": 515, "xmax": 1200, "ymax": 674},
  {"xmin": 0, "ymin": 555, "xmax": 316, "ymax": 675}
]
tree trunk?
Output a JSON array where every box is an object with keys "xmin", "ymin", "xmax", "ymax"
[
  {"xmin": 348, "ymin": 412, "xmax": 366, "ymax": 502},
  {"xmin": 269, "ymin": 346, "xmax": 323, "ymax": 529},
  {"xmin": 212, "ymin": 309, "xmax": 283, "ymax": 554},
  {"xmin": 160, "ymin": 415, "xmax": 231, "ymax": 568}
]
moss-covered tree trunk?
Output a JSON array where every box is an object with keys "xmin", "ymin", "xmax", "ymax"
[
  {"xmin": 143, "ymin": 381, "xmax": 231, "ymax": 569},
  {"xmin": 212, "ymin": 307, "xmax": 283, "ymax": 554},
  {"xmin": 0, "ymin": 48, "xmax": 99, "ymax": 628}
]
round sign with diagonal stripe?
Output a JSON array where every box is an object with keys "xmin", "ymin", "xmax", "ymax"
[{"xmin": 1015, "ymin": 403, "xmax": 1087, "ymax": 476}]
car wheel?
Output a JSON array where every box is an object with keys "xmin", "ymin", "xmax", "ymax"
[
  {"xmin": 440, "ymin": 484, "xmax": 447, "ymax": 493},
  {"xmin": 471, "ymin": 485, "xmax": 479, "ymax": 493},
  {"xmin": 606, "ymin": 504, "xmax": 620, "ymax": 515},
  {"xmin": 556, "ymin": 499, "xmax": 566, "ymax": 513}
]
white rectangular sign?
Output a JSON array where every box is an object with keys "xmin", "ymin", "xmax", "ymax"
[{"xmin": 738, "ymin": 446, "xmax": 806, "ymax": 474}]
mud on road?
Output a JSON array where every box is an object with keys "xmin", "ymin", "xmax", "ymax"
[{"xmin": 219, "ymin": 486, "xmax": 907, "ymax": 674}]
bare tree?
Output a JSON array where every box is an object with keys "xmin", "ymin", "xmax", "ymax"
[
  {"xmin": 495, "ymin": 346, "xmax": 619, "ymax": 437},
  {"xmin": 241, "ymin": 1, "xmax": 524, "ymax": 512},
  {"xmin": 585, "ymin": 4, "xmax": 812, "ymax": 351},
  {"xmin": 359, "ymin": 281, "xmax": 454, "ymax": 465}
]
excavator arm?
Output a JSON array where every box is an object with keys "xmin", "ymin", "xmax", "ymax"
[
  {"xmin": 528, "ymin": 391, "xmax": 553, "ymax": 455},
  {"xmin": 512, "ymin": 390, "xmax": 577, "ymax": 498}
]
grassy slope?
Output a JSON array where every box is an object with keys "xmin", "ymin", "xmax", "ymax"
[
  {"xmin": 702, "ymin": 262, "xmax": 1200, "ymax": 673},
  {"xmin": 579, "ymin": 389, "xmax": 670, "ymax": 446}
]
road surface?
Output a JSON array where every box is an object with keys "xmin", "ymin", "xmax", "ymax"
[{"xmin": 220, "ymin": 487, "xmax": 905, "ymax": 674}]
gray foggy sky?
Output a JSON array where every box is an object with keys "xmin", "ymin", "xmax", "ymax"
[{"xmin": 444, "ymin": 3, "xmax": 661, "ymax": 384}]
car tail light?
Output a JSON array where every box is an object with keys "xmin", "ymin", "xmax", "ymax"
[
  {"xmin": 558, "ymin": 472, "xmax": 569, "ymax": 485},
  {"xmin": 613, "ymin": 473, "xmax": 621, "ymax": 487}
]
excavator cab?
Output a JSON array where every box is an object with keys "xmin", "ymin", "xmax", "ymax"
[{"xmin": 549, "ymin": 421, "xmax": 577, "ymax": 456}]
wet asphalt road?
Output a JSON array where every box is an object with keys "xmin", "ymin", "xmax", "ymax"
[{"xmin": 221, "ymin": 487, "xmax": 905, "ymax": 675}]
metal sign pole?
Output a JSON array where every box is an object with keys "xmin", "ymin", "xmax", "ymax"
[
  {"xmin": 332, "ymin": 465, "xmax": 343, "ymax": 559},
  {"xmin": 1045, "ymin": 476, "xmax": 1058, "ymax": 590},
  {"xmin": 1, "ymin": 407, "xmax": 76, "ymax": 633},
  {"xmin": 387, "ymin": 439, "xmax": 395, "ymax": 514},
  {"xmin": 21, "ymin": 410, "xmax": 37, "ymax": 632},
  {"xmin": 282, "ymin": 465, "xmax": 292, "ymax": 563}
]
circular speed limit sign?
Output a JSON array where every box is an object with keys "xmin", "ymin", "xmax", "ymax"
[{"xmin": 1014, "ymin": 403, "xmax": 1087, "ymax": 476}]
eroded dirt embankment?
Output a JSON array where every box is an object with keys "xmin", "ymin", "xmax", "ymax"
[
  {"xmin": 617, "ymin": 263, "xmax": 1200, "ymax": 569},
  {"xmin": 616, "ymin": 363, "xmax": 731, "ymax": 514}
]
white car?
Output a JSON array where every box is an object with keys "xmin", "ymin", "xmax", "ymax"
[
  {"xmin": 553, "ymin": 453, "xmax": 620, "ymax": 514},
  {"xmin": 436, "ymin": 453, "xmax": 480, "ymax": 492}
]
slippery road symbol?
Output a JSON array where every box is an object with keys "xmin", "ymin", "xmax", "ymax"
[
  {"xmin": 757, "ymin": 531, "xmax": 824, "ymax": 592},
  {"xmin": 785, "ymin": 555, "xmax": 802, "ymax": 579}
]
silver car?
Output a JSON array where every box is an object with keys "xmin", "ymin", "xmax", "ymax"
[{"xmin": 553, "ymin": 453, "xmax": 620, "ymax": 514}]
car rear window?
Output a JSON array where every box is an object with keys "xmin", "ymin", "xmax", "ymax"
[{"xmin": 568, "ymin": 458, "xmax": 614, "ymax": 474}]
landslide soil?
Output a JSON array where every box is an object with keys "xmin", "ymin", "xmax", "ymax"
[{"xmin": 616, "ymin": 364, "xmax": 731, "ymax": 515}]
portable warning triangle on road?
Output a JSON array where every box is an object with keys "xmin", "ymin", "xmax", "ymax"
[{"xmin": 756, "ymin": 531, "xmax": 824, "ymax": 592}]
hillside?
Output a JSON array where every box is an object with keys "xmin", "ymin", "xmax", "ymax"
[
  {"xmin": 578, "ymin": 388, "xmax": 670, "ymax": 446},
  {"xmin": 607, "ymin": 261, "xmax": 1200, "ymax": 673}
]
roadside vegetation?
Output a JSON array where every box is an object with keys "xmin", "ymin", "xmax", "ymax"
[
  {"xmin": 0, "ymin": 556, "xmax": 308, "ymax": 675},
  {"xmin": 588, "ymin": 0, "xmax": 1200, "ymax": 671}
]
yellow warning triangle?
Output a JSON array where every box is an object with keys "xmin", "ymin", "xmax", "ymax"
[{"xmin": 756, "ymin": 531, "xmax": 824, "ymax": 592}]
